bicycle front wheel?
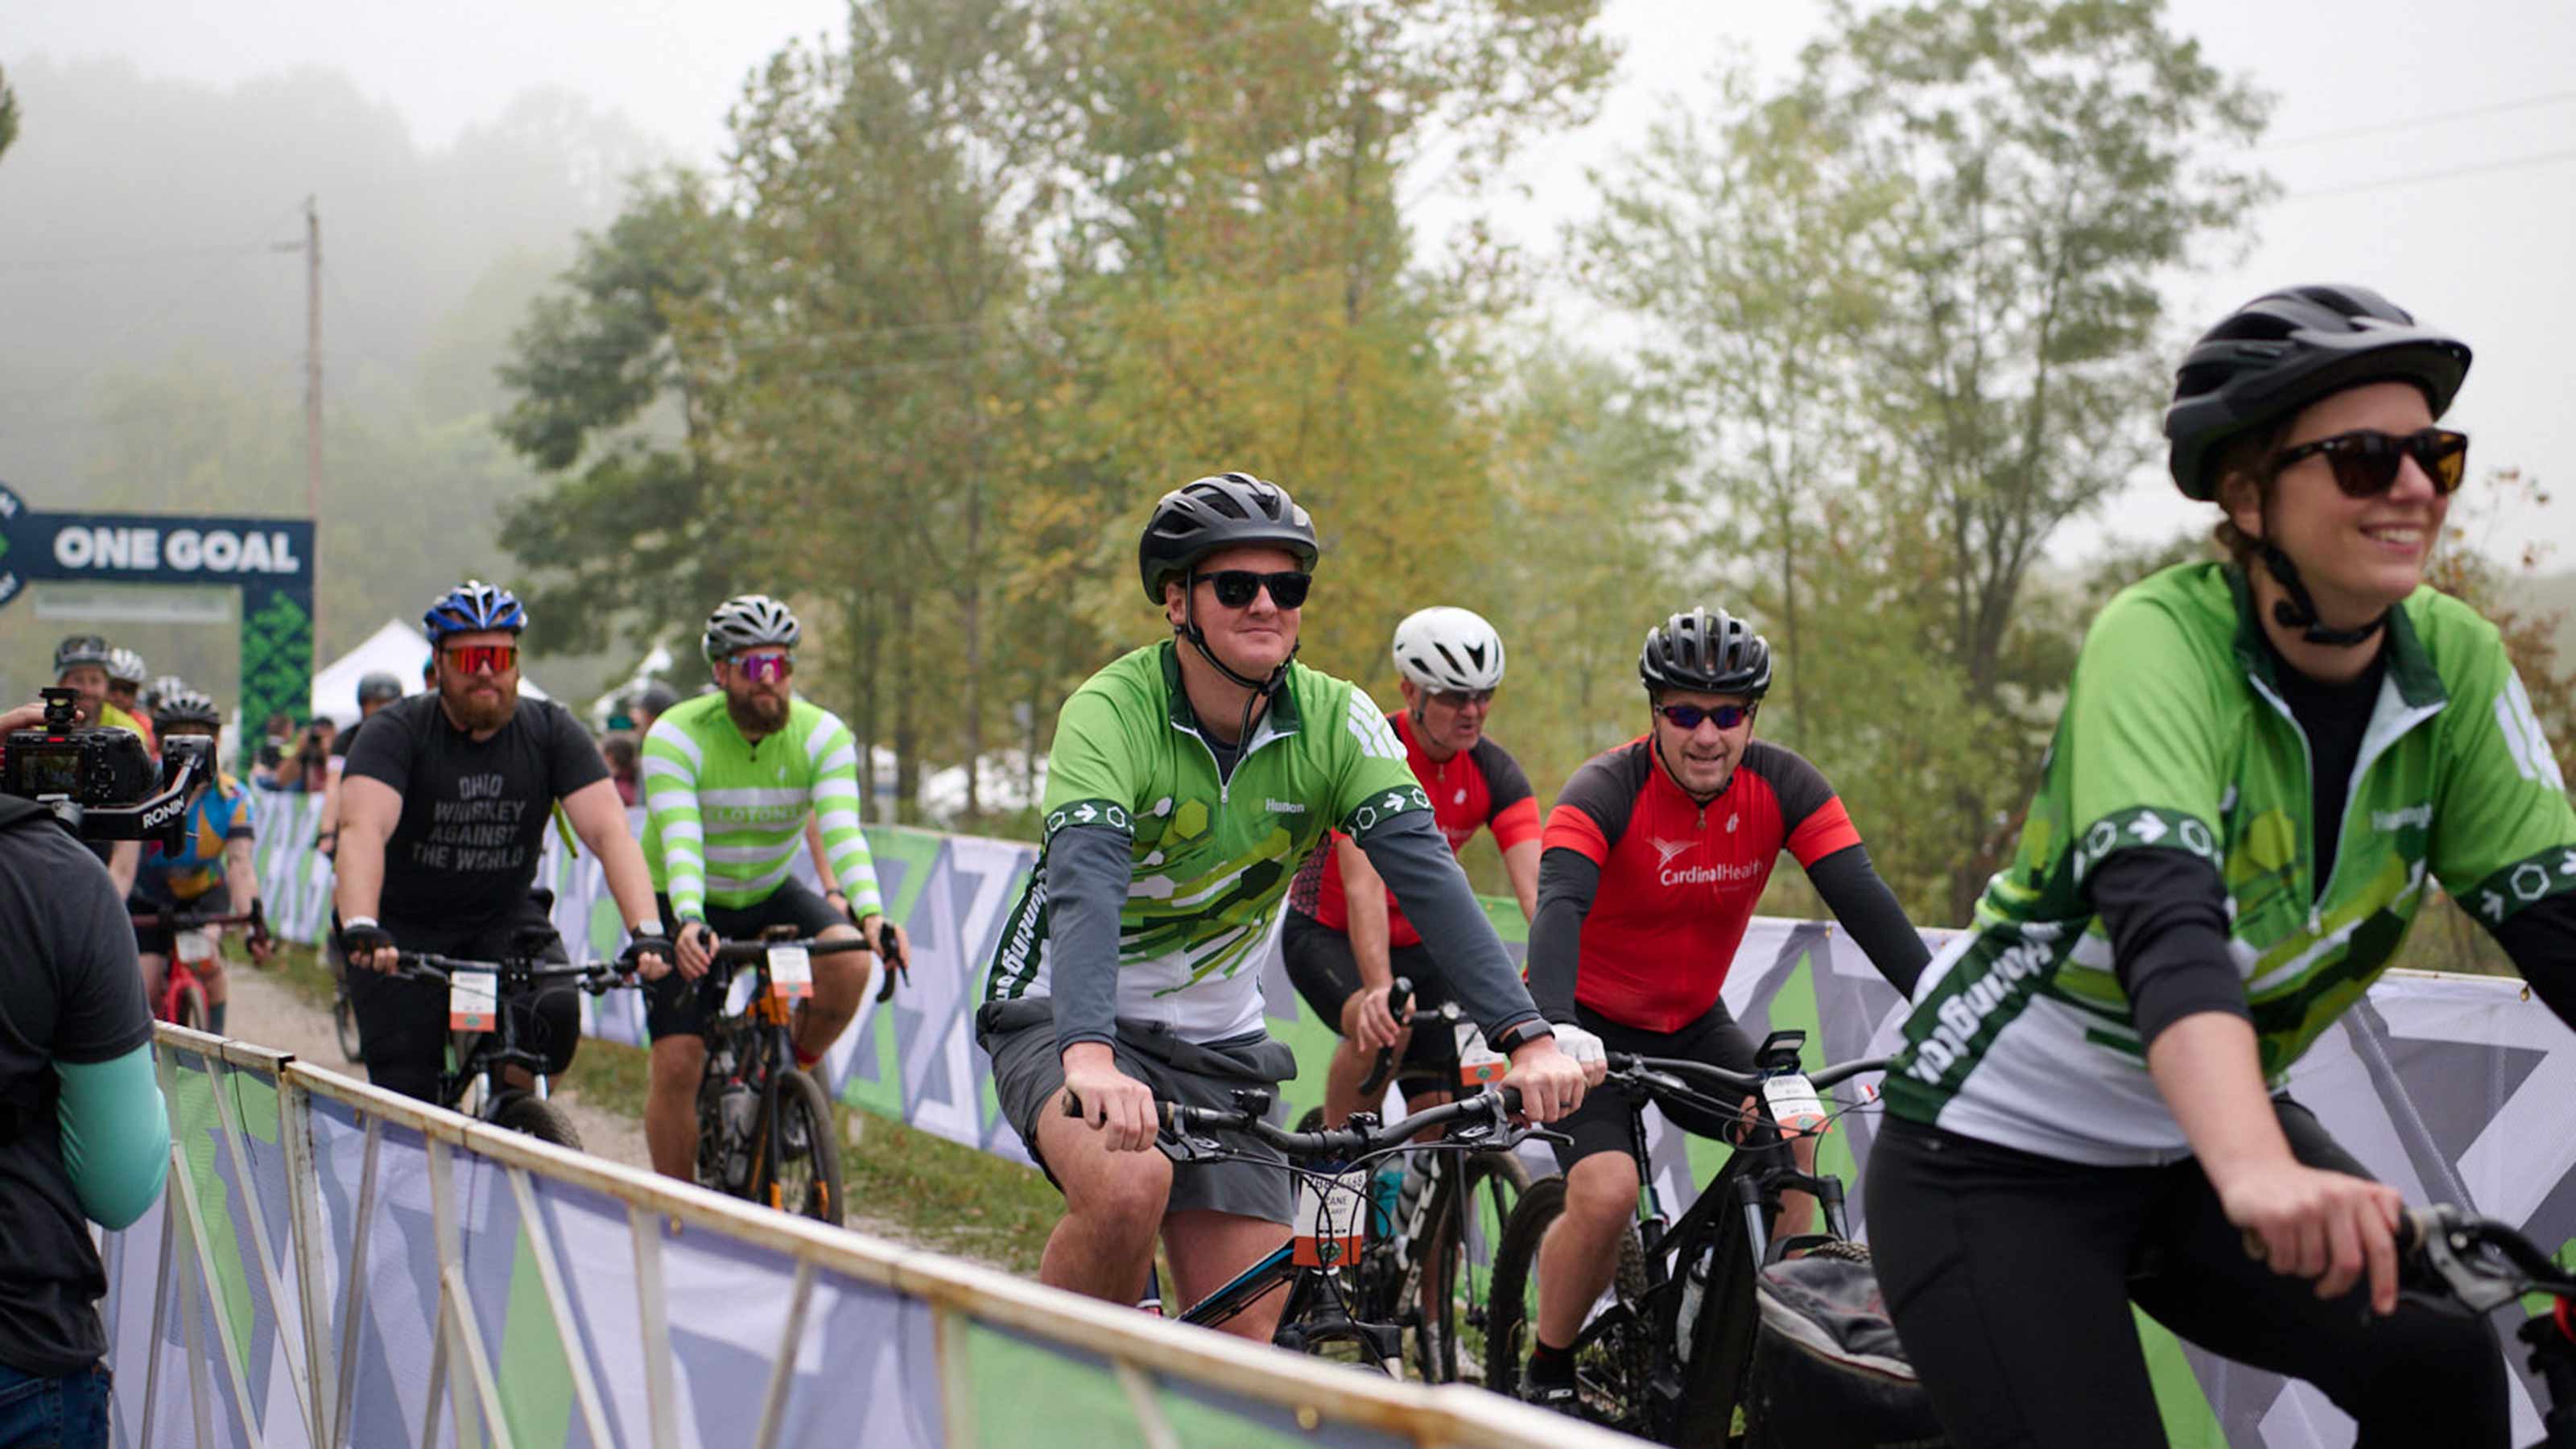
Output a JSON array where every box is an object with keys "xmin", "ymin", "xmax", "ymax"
[
  {"xmin": 1412, "ymin": 1147, "xmax": 1532, "ymax": 1384},
  {"xmin": 175, "ymin": 982, "xmax": 210, "ymax": 1034},
  {"xmin": 488, "ymin": 1091, "xmax": 585, "ymax": 1151},
  {"xmin": 753, "ymin": 1069, "xmax": 844, "ymax": 1226},
  {"xmin": 1484, "ymin": 1174, "xmax": 1654, "ymax": 1434}
]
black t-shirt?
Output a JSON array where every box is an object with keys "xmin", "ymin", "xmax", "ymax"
[
  {"xmin": 330, "ymin": 716, "xmax": 362, "ymax": 759},
  {"xmin": 0, "ymin": 800, "xmax": 155, "ymax": 1376},
  {"xmin": 343, "ymin": 692, "xmax": 610, "ymax": 932}
]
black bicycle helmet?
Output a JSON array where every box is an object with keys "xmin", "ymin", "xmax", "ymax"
[
  {"xmin": 2165, "ymin": 284, "xmax": 2471, "ymax": 502},
  {"xmin": 1137, "ymin": 473, "xmax": 1320, "ymax": 604},
  {"xmin": 154, "ymin": 688, "xmax": 223, "ymax": 729},
  {"xmin": 356, "ymin": 671, "xmax": 404, "ymax": 705},
  {"xmin": 1640, "ymin": 607, "xmax": 1772, "ymax": 697}
]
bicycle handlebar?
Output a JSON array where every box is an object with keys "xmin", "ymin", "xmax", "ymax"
[
  {"xmin": 1605, "ymin": 1051, "xmax": 1892, "ymax": 1096},
  {"xmin": 130, "ymin": 900, "xmax": 270, "ymax": 934},
  {"xmin": 390, "ymin": 953, "xmax": 634, "ymax": 997},
  {"xmin": 2400, "ymin": 1203, "xmax": 2576, "ymax": 1315},
  {"xmin": 1065, "ymin": 1083, "xmax": 1531, "ymax": 1160},
  {"xmin": 707, "ymin": 936, "xmax": 877, "ymax": 964}
]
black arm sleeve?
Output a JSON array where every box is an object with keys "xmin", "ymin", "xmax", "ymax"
[
  {"xmin": 2087, "ymin": 847, "xmax": 2249, "ymax": 1047},
  {"xmin": 1803, "ymin": 844, "xmax": 1930, "ymax": 998},
  {"xmin": 2484, "ymin": 891, "xmax": 2576, "ymax": 1030},
  {"xmin": 1356, "ymin": 811, "xmax": 1543, "ymax": 1044},
  {"xmin": 1045, "ymin": 824, "xmax": 1135, "ymax": 1057},
  {"xmin": 1527, "ymin": 847, "xmax": 1598, "ymax": 1022}
]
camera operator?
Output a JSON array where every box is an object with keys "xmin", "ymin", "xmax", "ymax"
[
  {"xmin": 333, "ymin": 582, "xmax": 671, "ymax": 1104},
  {"xmin": 0, "ymin": 700, "xmax": 174, "ymax": 1448}
]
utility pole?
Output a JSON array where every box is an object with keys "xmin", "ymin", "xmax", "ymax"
[{"xmin": 302, "ymin": 196, "xmax": 322, "ymax": 624}]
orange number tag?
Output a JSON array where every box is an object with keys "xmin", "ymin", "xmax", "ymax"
[
  {"xmin": 1293, "ymin": 1169, "xmax": 1368, "ymax": 1268},
  {"xmin": 448, "ymin": 969, "xmax": 498, "ymax": 1033},
  {"xmin": 1761, "ymin": 1072, "xmax": 1829, "ymax": 1138},
  {"xmin": 174, "ymin": 926, "xmax": 221, "ymax": 967},
  {"xmin": 1455, "ymin": 1022, "xmax": 1508, "ymax": 1088},
  {"xmin": 767, "ymin": 945, "xmax": 814, "ymax": 1001}
]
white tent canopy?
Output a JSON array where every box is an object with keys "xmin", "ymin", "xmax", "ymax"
[{"xmin": 310, "ymin": 619, "xmax": 549, "ymax": 726}]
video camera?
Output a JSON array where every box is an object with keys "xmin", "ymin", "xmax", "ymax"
[{"xmin": 2, "ymin": 688, "xmax": 208, "ymax": 849}]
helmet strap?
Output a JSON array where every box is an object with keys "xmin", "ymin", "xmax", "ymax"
[{"xmin": 2256, "ymin": 538, "xmax": 2385, "ymax": 649}]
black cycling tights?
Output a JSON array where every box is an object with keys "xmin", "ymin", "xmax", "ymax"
[{"xmin": 1866, "ymin": 1102, "xmax": 2508, "ymax": 1449}]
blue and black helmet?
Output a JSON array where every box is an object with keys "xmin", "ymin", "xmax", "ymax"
[{"xmin": 423, "ymin": 580, "xmax": 529, "ymax": 642}]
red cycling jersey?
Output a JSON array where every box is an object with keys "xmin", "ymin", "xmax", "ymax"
[
  {"xmin": 1290, "ymin": 710, "xmax": 1541, "ymax": 947},
  {"xmin": 1544, "ymin": 735, "xmax": 1860, "ymax": 1031}
]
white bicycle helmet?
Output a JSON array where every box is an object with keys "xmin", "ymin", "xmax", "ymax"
[
  {"xmin": 1391, "ymin": 607, "xmax": 1505, "ymax": 692},
  {"xmin": 106, "ymin": 647, "xmax": 149, "ymax": 687}
]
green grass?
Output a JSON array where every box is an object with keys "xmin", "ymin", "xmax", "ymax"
[{"xmin": 251, "ymin": 940, "xmax": 1059, "ymax": 1271}]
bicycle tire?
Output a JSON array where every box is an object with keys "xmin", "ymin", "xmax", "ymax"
[
  {"xmin": 175, "ymin": 983, "xmax": 210, "ymax": 1035},
  {"xmin": 1668, "ymin": 1199, "xmax": 1763, "ymax": 1449},
  {"xmin": 1411, "ymin": 1145, "xmax": 1532, "ymax": 1384},
  {"xmin": 753, "ymin": 1069, "xmax": 844, "ymax": 1226},
  {"xmin": 333, "ymin": 988, "xmax": 366, "ymax": 1063},
  {"xmin": 1484, "ymin": 1174, "xmax": 1654, "ymax": 1433},
  {"xmin": 488, "ymin": 1091, "xmax": 585, "ymax": 1151}
]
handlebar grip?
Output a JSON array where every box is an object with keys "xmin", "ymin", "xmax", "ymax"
[
  {"xmin": 1386, "ymin": 976, "xmax": 1414, "ymax": 1018},
  {"xmin": 1058, "ymin": 1088, "xmax": 1179, "ymax": 1133}
]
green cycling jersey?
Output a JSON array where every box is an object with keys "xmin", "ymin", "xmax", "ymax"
[
  {"xmin": 639, "ymin": 692, "xmax": 883, "ymax": 923},
  {"xmin": 1889, "ymin": 561, "xmax": 2576, "ymax": 1163}
]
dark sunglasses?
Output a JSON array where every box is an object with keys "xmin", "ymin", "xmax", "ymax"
[
  {"xmin": 1198, "ymin": 569, "xmax": 1312, "ymax": 609},
  {"xmin": 442, "ymin": 643, "xmax": 518, "ymax": 675},
  {"xmin": 1657, "ymin": 702, "xmax": 1755, "ymax": 731},
  {"xmin": 1432, "ymin": 688, "xmax": 1496, "ymax": 708},
  {"xmin": 2269, "ymin": 427, "xmax": 2468, "ymax": 499},
  {"xmin": 731, "ymin": 651, "xmax": 794, "ymax": 683}
]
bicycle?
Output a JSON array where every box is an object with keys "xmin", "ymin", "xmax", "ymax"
[
  {"xmin": 1484, "ymin": 1029, "xmax": 1889, "ymax": 1447},
  {"xmin": 1067, "ymin": 1081, "xmax": 1555, "ymax": 1374},
  {"xmin": 692, "ymin": 928, "xmax": 863, "ymax": 1225},
  {"xmin": 326, "ymin": 935, "xmax": 366, "ymax": 1063},
  {"xmin": 387, "ymin": 938, "xmax": 637, "ymax": 1150},
  {"xmin": 130, "ymin": 902, "xmax": 270, "ymax": 1033},
  {"xmin": 1289, "ymin": 977, "xmax": 1534, "ymax": 1384},
  {"xmin": 2379, "ymin": 1205, "xmax": 2576, "ymax": 1447}
]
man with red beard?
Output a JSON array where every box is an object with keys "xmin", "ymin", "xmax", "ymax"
[{"xmin": 332, "ymin": 581, "xmax": 671, "ymax": 1104}]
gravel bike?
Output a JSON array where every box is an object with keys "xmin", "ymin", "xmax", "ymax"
[
  {"xmin": 130, "ymin": 902, "xmax": 270, "ymax": 1032},
  {"xmin": 691, "ymin": 928, "xmax": 863, "ymax": 1224}
]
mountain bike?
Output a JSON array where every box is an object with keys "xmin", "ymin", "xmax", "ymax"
[
  {"xmin": 1288, "ymin": 977, "xmax": 1532, "ymax": 1383},
  {"xmin": 130, "ymin": 902, "xmax": 270, "ymax": 1032},
  {"xmin": 389, "ymin": 939, "xmax": 637, "ymax": 1150},
  {"xmin": 1485, "ymin": 1030, "xmax": 1889, "ymax": 1447},
  {"xmin": 327, "ymin": 935, "xmax": 366, "ymax": 1063},
  {"xmin": 2392, "ymin": 1205, "xmax": 2576, "ymax": 1447},
  {"xmin": 694, "ymin": 928, "xmax": 864, "ymax": 1224},
  {"xmin": 1068, "ymin": 1081, "xmax": 1555, "ymax": 1373}
]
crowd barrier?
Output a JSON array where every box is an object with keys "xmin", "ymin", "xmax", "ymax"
[
  {"xmin": 101, "ymin": 1024, "xmax": 1646, "ymax": 1448},
  {"xmin": 246, "ymin": 791, "xmax": 2576, "ymax": 1446}
]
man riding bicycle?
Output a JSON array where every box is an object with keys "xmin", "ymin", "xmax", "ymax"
[
  {"xmin": 126, "ymin": 690, "xmax": 274, "ymax": 1034},
  {"xmin": 636, "ymin": 593, "xmax": 908, "ymax": 1183},
  {"xmin": 1283, "ymin": 605, "xmax": 1542, "ymax": 1125},
  {"xmin": 976, "ymin": 472, "xmax": 1594, "ymax": 1344},
  {"xmin": 1519, "ymin": 606, "xmax": 1927, "ymax": 1409},
  {"xmin": 1870, "ymin": 287, "xmax": 2576, "ymax": 1449},
  {"xmin": 333, "ymin": 580, "xmax": 671, "ymax": 1104}
]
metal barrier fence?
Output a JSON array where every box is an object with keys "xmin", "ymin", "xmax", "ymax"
[{"xmin": 101, "ymin": 1025, "xmax": 1644, "ymax": 1449}]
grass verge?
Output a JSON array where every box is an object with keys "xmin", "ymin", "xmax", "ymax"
[{"xmin": 251, "ymin": 941, "xmax": 1059, "ymax": 1272}]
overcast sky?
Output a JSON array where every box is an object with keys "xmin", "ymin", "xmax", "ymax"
[{"xmin": 11, "ymin": 0, "xmax": 2574, "ymax": 568}]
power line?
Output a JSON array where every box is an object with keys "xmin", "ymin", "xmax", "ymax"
[
  {"xmin": 2260, "ymin": 88, "xmax": 2576, "ymax": 153},
  {"xmin": 2284, "ymin": 146, "xmax": 2576, "ymax": 202},
  {"xmin": 0, "ymin": 240, "xmax": 283, "ymax": 275}
]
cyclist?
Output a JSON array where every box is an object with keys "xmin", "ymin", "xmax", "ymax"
[
  {"xmin": 50, "ymin": 637, "xmax": 143, "ymax": 737},
  {"xmin": 1868, "ymin": 287, "xmax": 2576, "ymax": 1448},
  {"xmin": 636, "ymin": 594, "xmax": 907, "ymax": 1183},
  {"xmin": 976, "ymin": 472, "xmax": 1595, "ymax": 1343},
  {"xmin": 128, "ymin": 690, "xmax": 273, "ymax": 1034},
  {"xmin": 332, "ymin": 581, "xmax": 672, "ymax": 1104},
  {"xmin": 104, "ymin": 649, "xmax": 154, "ymax": 754},
  {"xmin": 142, "ymin": 674, "xmax": 188, "ymax": 720},
  {"xmin": 1283, "ymin": 605, "xmax": 1542, "ymax": 1125},
  {"xmin": 1519, "ymin": 605, "xmax": 1927, "ymax": 1408}
]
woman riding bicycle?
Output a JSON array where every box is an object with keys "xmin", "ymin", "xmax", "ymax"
[
  {"xmin": 1872, "ymin": 285, "xmax": 2576, "ymax": 1447},
  {"xmin": 129, "ymin": 689, "xmax": 273, "ymax": 1033}
]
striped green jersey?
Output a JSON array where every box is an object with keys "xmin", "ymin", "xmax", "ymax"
[
  {"xmin": 1887, "ymin": 563, "xmax": 2576, "ymax": 1163},
  {"xmin": 639, "ymin": 693, "xmax": 883, "ymax": 923}
]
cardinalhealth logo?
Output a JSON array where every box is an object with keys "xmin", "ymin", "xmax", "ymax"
[{"xmin": 1649, "ymin": 835, "xmax": 1760, "ymax": 887}]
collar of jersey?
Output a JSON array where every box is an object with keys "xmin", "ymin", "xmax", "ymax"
[
  {"xmin": 2222, "ymin": 564, "xmax": 2443, "ymax": 710},
  {"xmin": 1158, "ymin": 640, "xmax": 1303, "ymax": 746}
]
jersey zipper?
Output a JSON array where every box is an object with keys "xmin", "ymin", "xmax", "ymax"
[{"xmin": 1171, "ymin": 716, "xmax": 1288, "ymax": 806}]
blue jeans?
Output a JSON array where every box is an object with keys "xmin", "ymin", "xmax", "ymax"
[{"xmin": 0, "ymin": 1364, "xmax": 110, "ymax": 1449}]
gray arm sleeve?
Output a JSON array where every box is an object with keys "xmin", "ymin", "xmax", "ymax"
[
  {"xmin": 1355, "ymin": 811, "xmax": 1543, "ymax": 1044},
  {"xmin": 1046, "ymin": 824, "xmax": 1135, "ymax": 1057}
]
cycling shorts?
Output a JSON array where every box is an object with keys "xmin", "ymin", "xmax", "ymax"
[
  {"xmin": 1864, "ymin": 1101, "xmax": 2506, "ymax": 1448},
  {"xmin": 338, "ymin": 895, "xmax": 579, "ymax": 1107},
  {"xmin": 644, "ymin": 880, "xmax": 852, "ymax": 1042},
  {"xmin": 1279, "ymin": 910, "xmax": 1459, "ymax": 1084},
  {"xmin": 1548, "ymin": 999, "xmax": 1756, "ymax": 1173}
]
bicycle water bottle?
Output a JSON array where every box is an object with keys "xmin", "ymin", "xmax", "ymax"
[
  {"xmin": 720, "ymin": 1082, "xmax": 758, "ymax": 1188},
  {"xmin": 1368, "ymin": 1163, "xmax": 1405, "ymax": 1239},
  {"xmin": 1389, "ymin": 1158, "xmax": 1430, "ymax": 1265},
  {"xmin": 1674, "ymin": 1239, "xmax": 1714, "ymax": 1364}
]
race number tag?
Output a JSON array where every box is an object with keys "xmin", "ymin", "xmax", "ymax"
[
  {"xmin": 1293, "ymin": 1169, "xmax": 1369, "ymax": 1268},
  {"xmin": 767, "ymin": 945, "xmax": 814, "ymax": 1001},
  {"xmin": 1455, "ymin": 1022, "xmax": 1508, "ymax": 1088},
  {"xmin": 448, "ymin": 969, "xmax": 499, "ymax": 1033},
  {"xmin": 174, "ymin": 926, "xmax": 221, "ymax": 967},
  {"xmin": 1761, "ymin": 1072, "xmax": 1829, "ymax": 1138}
]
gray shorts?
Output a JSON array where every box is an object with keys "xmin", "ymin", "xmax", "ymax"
[{"xmin": 976, "ymin": 997, "xmax": 1299, "ymax": 1225}]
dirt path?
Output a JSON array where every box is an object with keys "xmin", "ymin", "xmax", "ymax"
[{"xmin": 220, "ymin": 964, "xmax": 655, "ymax": 1168}]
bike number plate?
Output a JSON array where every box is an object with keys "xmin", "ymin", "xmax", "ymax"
[
  {"xmin": 174, "ymin": 926, "xmax": 221, "ymax": 966},
  {"xmin": 448, "ymin": 970, "xmax": 499, "ymax": 1033},
  {"xmin": 1293, "ymin": 1169, "xmax": 1368, "ymax": 1268},
  {"xmin": 1455, "ymin": 1022, "xmax": 1508, "ymax": 1088},
  {"xmin": 767, "ymin": 945, "xmax": 814, "ymax": 1000},
  {"xmin": 1761, "ymin": 1072, "xmax": 1828, "ymax": 1137}
]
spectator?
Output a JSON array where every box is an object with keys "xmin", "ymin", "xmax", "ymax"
[
  {"xmin": 631, "ymin": 679, "xmax": 679, "ymax": 739},
  {"xmin": 601, "ymin": 733, "xmax": 642, "ymax": 807}
]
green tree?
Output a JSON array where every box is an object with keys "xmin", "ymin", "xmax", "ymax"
[{"xmin": 1, "ymin": 64, "xmax": 19, "ymax": 162}]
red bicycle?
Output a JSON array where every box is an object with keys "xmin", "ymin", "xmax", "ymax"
[{"xmin": 130, "ymin": 902, "xmax": 270, "ymax": 1032}]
